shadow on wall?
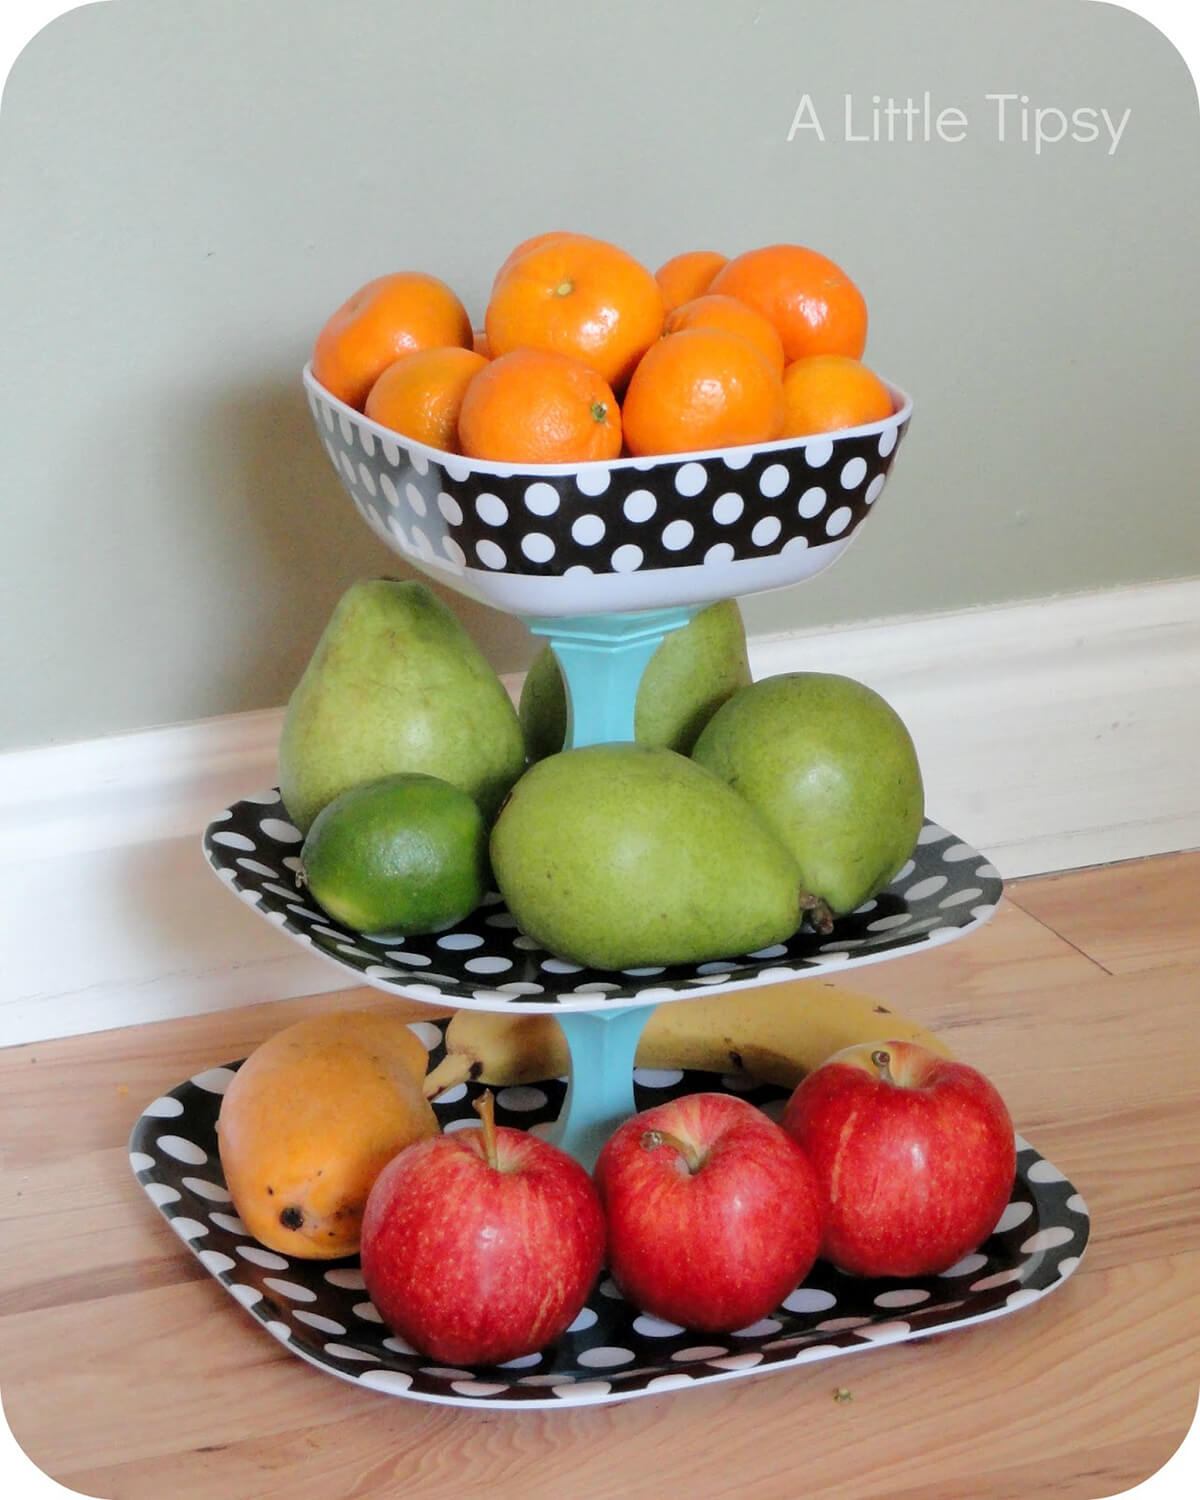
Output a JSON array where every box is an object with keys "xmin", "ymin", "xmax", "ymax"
[
  {"xmin": 98, "ymin": 374, "xmax": 534, "ymax": 1014},
  {"xmin": 198, "ymin": 371, "xmax": 535, "ymax": 711}
]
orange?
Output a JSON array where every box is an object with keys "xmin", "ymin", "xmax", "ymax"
[
  {"xmin": 710, "ymin": 244, "xmax": 868, "ymax": 363},
  {"xmin": 621, "ymin": 328, "xmax": 785, "ymax": 458},
  {"xmin": 781, "ymin": 356, "xmax": 895, "ymax": 437},
  {"xmin": 457, "ymin": 348, "xmax": 622, "ymax": 464},
  {"xmin": 363, "ymin": 346, "xmax": 489, "ymax": 453},
  {"xmin": 492, "ymin": 230, "xmax": 581, "ymax": 289},
  {"xmin": 654, "ymin": 250, "xmax": 728, "ymax": 313},
  {"xmin": 664, "ymin": 293, "xmax": 785, "ymax": 376},
  {"xmin": 312, "ymin": 272, "xmax": 473, "ymax": 410},
  {"xmin": 472, "ymin": 328, "xmax": 491, "ymax": 358},
  {"xmin": 485, "ymin": 234, "xmax": 665, "ymax": 392}
]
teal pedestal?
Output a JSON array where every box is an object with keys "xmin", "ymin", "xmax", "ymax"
[
  {"xmin": 525, "ymin": 608, "xmax": 697, "ymax": 748},
  {"xmin": 519, "ymin": 607, "xmax": 698, "ymax": 1167},
  {"xmin": 547, "ymin": 1007, "xmax": 656, "ymax": 1169}
]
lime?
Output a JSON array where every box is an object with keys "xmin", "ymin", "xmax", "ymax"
[{"xmin": 298, "ymin": 773, "xmax": 489, "ymax": 937}]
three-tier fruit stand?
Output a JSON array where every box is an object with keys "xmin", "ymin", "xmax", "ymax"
[{"xmin": 130, "ymin": 366, "xmax": 1089, "ymax": 1409}]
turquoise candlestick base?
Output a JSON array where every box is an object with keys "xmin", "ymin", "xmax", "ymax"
[
  {"xmin": 525, "ymin": 608, "xmax": 697, "ymax": 748},
  {"xmin": 519, "ymin": 607, "xmax": 698, "ymax": 1164},
  {"xmin": 547, "ymin": 1006, "xmax": 656, "ymax": 1170}
]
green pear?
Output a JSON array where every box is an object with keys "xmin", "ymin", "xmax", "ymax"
[
  {"xmin": 518, "ymin": 599, "xmax": 752, "ymax": 761},
  {"xmin": 489, "ymin": 743, "xmax": 805, "ymax": 969},
  {"xmin": 279, "ymin": 579, "xmax": 526, "ymax": 834},
  {"xmin": 691, "ymin": 673, "xmax": 924, "ymax": 916}
]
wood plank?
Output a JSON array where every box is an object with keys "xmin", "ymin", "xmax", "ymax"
[
  {"xmin": 1007, "ymin": 849, "xmax": 1200, "ymax": 975},
  {"xmin": 820, "ymin": 897, "xmax": 1109, "ymax": 1063}
]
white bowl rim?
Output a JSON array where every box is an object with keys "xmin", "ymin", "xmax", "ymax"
[{"xmin": 302, "ymin": 361, "xmax": 913, "ymax": 480}]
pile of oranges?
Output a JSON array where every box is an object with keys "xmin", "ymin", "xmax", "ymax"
[{"xmin": 310, "ymin": 233, "xmax": 895, "ymax": 465}]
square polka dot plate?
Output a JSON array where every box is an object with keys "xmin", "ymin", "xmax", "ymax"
[
  {"xmin": 302, "ymin": 363, "xmax": 913, "ymax": 617},
  {"xmin": 204, "ymin": 791, "xmax": 1004, "ymax": 1015},
  {"xmin": 130, "ymin": 1033, "xmax": 1090, "ymax": 1410}
]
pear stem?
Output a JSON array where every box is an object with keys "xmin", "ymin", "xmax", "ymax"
[
  {"xmin": 800, "ymin": 892, "xmax": 836, "ymax": 936},
  {"xmin": 641, "ymin": 1127, "xmax": 703, "ymax": 1174},
  {"xmin": 473, "ymin": 1089, "xmax": 500, "ymax": 1169},
  {"xmin": 871, "ymin": 1048, "xmax": 895, "ymax": 1085}
]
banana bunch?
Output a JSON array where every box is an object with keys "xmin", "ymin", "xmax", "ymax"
[{"xmin": 422, "ymin": 978, "xmax": 950, "ymax": 1098}]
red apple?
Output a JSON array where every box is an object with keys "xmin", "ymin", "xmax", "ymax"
[
  {"xmin": 594, "ymin": 1092, "xmax": 823, "ymax": 1333},
  {"xmin": 360, "ymin": 1092, "xmax": 605, "ymax": 1366},
  {"xmin": 781, "ymin": 1040, "xmax": 1017, "ymax": 1279}
]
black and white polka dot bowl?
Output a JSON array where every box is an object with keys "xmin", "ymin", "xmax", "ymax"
[
  {"xmin": 204, "ymin": 791, "xmax": 1003, "ymax": 1014},
  {"xmin": 302, "ymin": 363, "xmax": 912, "ymax": 617},
  {"xmin": 130, "ymin": 1036, "xmax": 1089, "ymax": 1410}
]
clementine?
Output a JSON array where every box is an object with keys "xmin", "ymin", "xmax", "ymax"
[
  {"xmin": 485, "ymin": 234, "xmax": 665, "ymax": 392},
  {"xmin": 472, "ymin": 328, "xmax": 491, "ymax": 358},
  {"xmin": 710, "ymin": 245, "xmax": 868, "ymax": 363},
  {"xmin": 312, "ymin": 271, "xmax": 473, "ymax": 410},
  {"xmin": 621, "ymin": 328, "xmax": 785, "ymax": 458},
  {"xmin": 654, "ymin": 250, "xmax": 728, "ymax": 313},
  {"xmin": 664, "ymin": 293, "xmax": 785, "ymax": 376},
  {"xmin": 781, "ymin": 356, "xmax": 894, "ymax": 438},
  {"xmin": 492, "ymin": 231, "xmax": 581, "ymax": 290},
  {"xmin": 363, "ymin": 346, "xmax": 489, "ymax": 453},
  {"xmin": 457, "ymin": 348, "xmax": 622, "ymax": 464}
]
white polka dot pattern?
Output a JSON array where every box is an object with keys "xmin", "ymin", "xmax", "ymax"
[
  {"xmin": 711, "ymin": 492, "xmax": 743, "ymax": 525},
  {"xmin": 132, "ymin": 1048, "xmax": 1088, "ymax": 1411},
  {"xmin": 303, "ymin": 366, "xmax": 909, "ymax": 582},
  {"xmin": 204, "ymin": 794, "xmax": 1004, "ymax": 1015}
]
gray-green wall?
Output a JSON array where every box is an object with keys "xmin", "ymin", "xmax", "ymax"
[{"xmin": 2, "ymin": 0, "xmax": 1197, "ymax": 752}]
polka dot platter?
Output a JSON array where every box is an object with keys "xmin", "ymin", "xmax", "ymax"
[
  {"xmin": 130, "ymin": 1034, "xmax": 1090, "ymax": 1410},
  {"xmin": 302, "ymin": 363, "xmax": 912, "ymax": 617},
  {"xmin": 204, "ymin": 790, "xmax": 1004, "ymax": 1015}
]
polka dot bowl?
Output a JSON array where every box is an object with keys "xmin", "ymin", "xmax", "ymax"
[
  {"xmin": 303, "ymin": 363, "xmax": 913, "ymax": 617},
  {"xmin": 131, "ymin": 1035, "xmax": 1090, "ymax": 1410}
]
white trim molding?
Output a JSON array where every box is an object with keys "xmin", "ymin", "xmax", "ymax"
[{"xmin": 3, "ymin": 577, "xmax": 1198, "ymax": 1047}]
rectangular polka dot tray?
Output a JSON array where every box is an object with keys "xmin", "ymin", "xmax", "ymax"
[
  {"xmin": 131, "ymin": 1022, "xmax": 1089, "ymax": 1410},
  {"xmin": 206, "ymin": 793, "xmax": 1005, "ymax": 1015}
]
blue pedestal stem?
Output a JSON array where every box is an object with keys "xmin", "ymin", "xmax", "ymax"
[
  {"xmin": 548, "ymin": 1006, "xmax": 656, "ymax": 1169},
  {"xmin": 525, "ymin": 608, "xmax": 697, "ymax": 749},
  {"xmin": 519, "ymin": 607, "xmax": 699, "ymax": 1166}
]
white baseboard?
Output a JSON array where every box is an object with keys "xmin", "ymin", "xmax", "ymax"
[{"xmin": 3, "ymin": 577, "xmax": 1198, "ymax": 1048}]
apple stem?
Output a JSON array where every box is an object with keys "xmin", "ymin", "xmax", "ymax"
[
  {"xmin": 799, "ymin": 892, "xmax": 836, "ymax": 935},
  {"xmin": 871, "ymin": 1048, "xmax": 895, "ymax": 1085},
  {"xmin": 473, "ymin": 1089, "xmax": 500, "ymax": 1169},
  {"xmin": 641, "ymin": 1127, "xmax": 703, "ymax": 1175}
]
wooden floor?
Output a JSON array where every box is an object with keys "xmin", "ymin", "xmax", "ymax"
[{"xmin": 2, "ymin": 853, "xmax": 1198, "ymax": 1499}]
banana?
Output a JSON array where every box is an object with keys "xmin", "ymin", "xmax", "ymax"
[{"xmin": 422, "ymin": 979, "xmax": 950, "ymax": 1099}]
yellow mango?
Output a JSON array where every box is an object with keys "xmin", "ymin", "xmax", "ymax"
[{"xmin": 216, "ymin": 1007, "xmax": 438, "ymax": 1258}]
